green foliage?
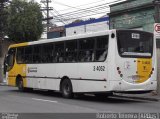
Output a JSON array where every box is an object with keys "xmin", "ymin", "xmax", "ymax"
[
  {"xmin": 7, "ymin": 0, "xmax": 43, "ymax": 42},
  {"xmin": 0, "ymin": 1, "xmax": 8, "ymax": 38}
]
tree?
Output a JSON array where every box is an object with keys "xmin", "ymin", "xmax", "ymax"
[
  {"xmin": 0, "ymin": 0, "xmax": 8, "ymax": 83},
  {"xmin": 0, "ymin": 0, "xmax": 8, "ymax": 57},
  {"xmin": 0, "ymin": 0, "xmax": 8, "ymax": 39},
  {"xmin": 7, "ymin": 0, "xmax": 43, "ymax": 43}
]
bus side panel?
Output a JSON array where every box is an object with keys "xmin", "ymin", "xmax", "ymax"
[
  {"xmin": 74, "ymin": 62, "xmax": 109, "ymax": 92},
  {"xmin": 7, "ymin": 43, "xmax": 28, "ymax": 87},
  {"xmin": 72, "ymin": 80, "xmax": 108, "ymax": 93},
  {"xmin": 26, "ymin": 63, "xmax": 78, "ymax": 91},
  {"xmin": 26, "ymin": 64, "xmax": 57, "ymax": 90},
  {"xmin": 26, "ymin": 63, "xmax": 109, "ymax": 93},
  {"xmin": 106, "ymin": 32, "xmax": 122, "ymax": 91},
  {"xmin": 7, "ymin": 62, "xmax": 27, "ymax": 87}
]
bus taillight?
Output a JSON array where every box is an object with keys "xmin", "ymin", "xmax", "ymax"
[{"xmin": 117, "ymin": 67, "xmax": 123, "ymax": 78}]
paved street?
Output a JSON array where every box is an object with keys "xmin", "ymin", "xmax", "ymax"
[{"xmin": 0, "ymin": 85, "xmax": 159, "ymax": 119}]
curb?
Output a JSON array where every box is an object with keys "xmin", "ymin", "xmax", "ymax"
[
  {"xmin": 0, "ymin": 83, "xmax": 7, "ymax": 86},
  {"xmin": 113, "ymin": 94, "xmax": 159, "ymax": 102}
]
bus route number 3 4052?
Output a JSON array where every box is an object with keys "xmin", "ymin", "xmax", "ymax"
[{"xmin": 93, "ymin": 66, "xmax": 105, "ymax": 71}]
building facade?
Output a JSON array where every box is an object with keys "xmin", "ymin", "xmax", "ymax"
[
  {"xmin": 47, "ymin": 26, "xmax": 65, "ymax": 39},
  {"xmin": 109, "ymin": 0, "xmax": 154, "ymax": 32},
  {"xmin": 65, "ymin": 17, "xmax": 109, "ymax": 36}
]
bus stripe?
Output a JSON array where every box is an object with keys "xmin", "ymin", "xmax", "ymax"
[{"xmin": 8, "ymin": 76, "xmax": 106, "ymax": 82}]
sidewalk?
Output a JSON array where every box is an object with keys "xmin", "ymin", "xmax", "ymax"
[
  {"xmin": 0, "ymin": 78, "xmax": 7, "ymax": 86},
  {"xmin": 0, "ymin": 81, "xmax": 7, "ymax": 86}
]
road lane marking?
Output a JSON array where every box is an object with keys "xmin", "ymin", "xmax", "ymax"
[
  {"xmin": 32, "ymin": 98, "xmax": 58, "ymax": 103},
  {"xmin": 31, "ymin": 98, "xmax": 114, "ymax": 112}
]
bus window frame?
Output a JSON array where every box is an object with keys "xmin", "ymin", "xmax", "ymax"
[{"xmin": 15, "ymin": 35, "xmax": 109, "ymax": 64}]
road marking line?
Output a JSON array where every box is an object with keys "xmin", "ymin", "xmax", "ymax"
[{"xmin": 32, "ymin": 98, "xmax": 58, "ymax": 103}]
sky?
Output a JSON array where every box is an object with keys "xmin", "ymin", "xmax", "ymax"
[
  {"xmin": 37, "ymin": 0, "xmax": 126, "ymax": 26},
  {"xmin": 51, "ymin": 0, "xmax": 114, "ymax": 11},
  {"xmin": 52, "ymin": 0, "xmax": 126, "ymax": 10}
]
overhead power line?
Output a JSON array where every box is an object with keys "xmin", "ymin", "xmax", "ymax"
[
  {"xmin": 52, "ymin": 0, "xmax": 126, "ymax": 19},
  {"xmin": 53, "ymin": 3, "xmax": 109, "ymax": 17},
  {"xmin": 49, "ymin": 0, "xmax": 126, "ymax": 25},
  {"xmin": 54, "ymin": 1, "xmax": 109, "ymax": 16},
  {"xmin": 52, "ymin": 0, "xmax": 109, "ymax": 12},
  {"xmin": 53, "ymin": 6, "xmax": 109, "ymax": 19},
  {"xmin": 52, "ymin": 4, "xmax": 109, "ymax": 20},
  {"xmin": 52, "ymin": 8, "xmax": 67, "ymax": 25},
  {"xmin": 53, "ymin": 0, "xmax": 126, "ymax": 15},
  {"xmin": 52, "ymin": 11, "xmax": 109, "ymax": 22},
  {"xmin": 56, "ymin": 0, "xmax": 107, "ymax": 12}
]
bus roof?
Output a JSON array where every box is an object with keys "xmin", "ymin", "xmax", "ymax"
[{"xmin": 9, "ymin": 30, "xmax": 115, "ymax": 48}]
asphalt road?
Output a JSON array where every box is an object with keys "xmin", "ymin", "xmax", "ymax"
[{"xmin": 0, "ymin": 86, "xmax": 159, "ymax": 119}]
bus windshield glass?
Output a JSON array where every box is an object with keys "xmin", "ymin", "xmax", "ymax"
[{"xmin": 117, "ymin": 30, "xmax": 153, "ymax": 58}]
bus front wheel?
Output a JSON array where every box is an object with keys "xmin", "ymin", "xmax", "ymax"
[
  {"xmin": 17, "ymin": 77, "xmax": 24, "ymax": 91},
  {"xmin": 61, "ymin": 79, "xmax": 73, "ymax": 99}
]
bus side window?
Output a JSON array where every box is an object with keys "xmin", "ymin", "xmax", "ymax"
[
  {"xmin": 41, "ymin": 44, "xmax": 53, "ymax": 63},
  {"xmin": 81, "ymin": 50, "xmax": 92, "ymax": 62},
  {"xmin": 24, "ymin": 46, "xmax": 33, "ymax": 63},
  {"xmin": 65, "ymin": 40, "xmax": 77, "ymax": 62},
  {"xmin": 78, "ymin": 38, "xmax": 94, "ymax": 62},
  {"xmin": 55, "ymin": 42, "xmax": 64, "ymax": 63},
  {"xmin": 95, "ymin": 35, "xmax": 109, "ymax": 61},
  {"xmin": 17, "ymin": 47, "xmax": 25, "ymax": 64},
  {"xmin": 33, "ymin": 45, "xmax": 41, "ymax": 63}
]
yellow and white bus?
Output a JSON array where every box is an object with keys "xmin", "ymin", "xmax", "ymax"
[{"xmin": 4, "ymin": 29, "xmax": 157, "ymax": 98}]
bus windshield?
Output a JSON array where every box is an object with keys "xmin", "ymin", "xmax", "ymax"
[{"xmin": 117, "ymin": 30, "xmax": 153, "ymax": 58}]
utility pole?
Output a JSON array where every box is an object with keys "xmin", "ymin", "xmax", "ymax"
[
  {"xmin": 154, "ymin": 0, "xmax": 160, "ymax": 23},
  {"xmin": 153, "ymin": 0, "xmax": 160, "ymax": 95},
  {"xmin": 46, "ymin": 0, "xmax": 50, "ymax": 32},
  {"xmin": 41, "ymin": 0, "xmax": 53, "ymax": 33}
]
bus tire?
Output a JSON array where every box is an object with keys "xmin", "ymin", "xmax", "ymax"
[
  {"xmin": 61, "ymin": 79, "xmax": 73, "ymax": 99},
  {"xmin": 17, "ymin": 77, "xmax": 25, "ymax": 92}
]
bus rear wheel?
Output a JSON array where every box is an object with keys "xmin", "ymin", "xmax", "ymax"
[{"xmin": 61, "ymin": 79, "xmax": 73, "ymax": 99}]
